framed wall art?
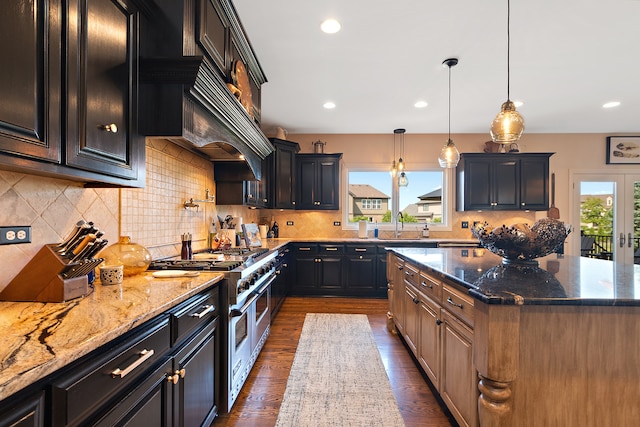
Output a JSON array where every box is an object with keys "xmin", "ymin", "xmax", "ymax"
[{"xmin": 606, "ymin": 136, "xmax": 640, "ymax": 164}]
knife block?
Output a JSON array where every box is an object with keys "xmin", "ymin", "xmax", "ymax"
[{"xmin": 0, "ymin": 244, "xmax": 89, "ymax": 303}]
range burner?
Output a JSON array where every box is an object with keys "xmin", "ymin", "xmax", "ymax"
[{"xmin": 148, "ymin": 259, "xmax": 244, "ymax": 271}]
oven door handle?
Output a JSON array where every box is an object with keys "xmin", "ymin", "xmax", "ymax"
[{"xmin": 230, "ymin": 273, "xmax": 276, "ymax": 317}]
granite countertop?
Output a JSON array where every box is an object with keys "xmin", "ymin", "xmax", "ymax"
[
  {"xmin": 263, "ymin": 237, "xmax": 479, "ymax": 245},
  {"xmin": 391, "ymin": 247, "xmax": 640, "ymax": 306},
  {"xmin": 0, "ymin": 271, "xmax": 224, "ymax": 401}
]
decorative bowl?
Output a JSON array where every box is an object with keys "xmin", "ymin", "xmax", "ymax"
[{"xmin": 471, "ymin": 218, "xmax": 571, "ymax": 265}]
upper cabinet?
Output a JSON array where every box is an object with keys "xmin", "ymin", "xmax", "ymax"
[
  {"xmin": 456, "ymin": 153, "xmax": 552, "ymax": 211},
  {"xmin": 296, "ymin": 154, "xmax": 342, "ymax": 210},
  {"xmin": 0, "ymin": 0, "xmax": 145, "ymax": 187},
  {"xmin": 267, "ymin": 138, "xmax": 300, "ymax": 210}
]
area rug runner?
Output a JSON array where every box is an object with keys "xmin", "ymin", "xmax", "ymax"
[{"xmin": 275, "ymin": 313, "xmax": 406, "ymax": 427}]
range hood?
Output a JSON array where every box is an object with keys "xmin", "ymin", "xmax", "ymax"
[{"xmin": 139, "ymin": 56, "xmax": 273, "ymax": 181}]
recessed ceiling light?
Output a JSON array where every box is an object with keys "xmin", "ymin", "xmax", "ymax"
[
  {"xmin": 414, "ymin": 101, "xmax": 428, "ymax": 108},
  {"xmin": 513, "ymin": 101, "xmax": 524, "ymax": 108},
  {"xmin": 323, "ymin": 102, "xmax": 336, "ymax": 109},
  {"xmin": 603, "ymin": 101, "xmax": 621, "ymax": 108},
  {"xmin": 321, "ymin": 19, "xmax": 341, "ymax": 34}
]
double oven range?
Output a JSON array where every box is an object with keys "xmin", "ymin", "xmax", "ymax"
[{"xmin": 148, "ymin": 247, "xmax": 278, "ymax": 412}]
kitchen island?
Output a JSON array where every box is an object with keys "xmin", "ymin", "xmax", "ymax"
[{"xmin": 389, "ymin": 247, "xmax": 640, "ymax": 427}]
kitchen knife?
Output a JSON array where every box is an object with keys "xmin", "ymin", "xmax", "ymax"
[
  {"xmin": 57, "ymin": 220, "xmax": 86, "ymax": 248},
  {"xmin": 70, "ymin": 233, "xmax": 97, "ymax": 259},
  {"xmin": 58, "ymin": 222, "xmax": 93, "ymax": 254},
  {"xmin": 84, "ymin": 239, "xmax": 108, "ymax": 260}
]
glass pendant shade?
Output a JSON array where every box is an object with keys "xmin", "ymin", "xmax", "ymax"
[
  {"xmin": 438, "ymin": 139, "xmax": 461, "ymax": 168},
  {"xmin": 490, "ymin": 100, "xmax": 525, "ymax": 143},
  {"xmin": 398, "ymin": 172, "xmax": 409, "ymax": 187}
]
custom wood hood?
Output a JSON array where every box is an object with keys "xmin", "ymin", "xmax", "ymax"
[{"xmin": 138, "ymin": 0, "xmax": 272, "ymax": 180}]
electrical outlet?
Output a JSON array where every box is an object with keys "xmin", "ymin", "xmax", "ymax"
[
  {"xmin": 333, "ymin": 221, "xmax": 341, "ymax": 226},
  {"xmin": 286, "ymin": 221, "xmax": 294, "ymax": 226},
  {"xmin": 0, "ymin": 226, "xmax": 31, "ymax": 245},
  {"xmin": 461, "ymin": 221, "xmax": 469, "ymax": 229}
]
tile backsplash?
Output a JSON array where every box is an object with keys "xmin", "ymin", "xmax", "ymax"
[{"xmin": 0, "ymin": 138, "xmax": 535, "ymax": 291}]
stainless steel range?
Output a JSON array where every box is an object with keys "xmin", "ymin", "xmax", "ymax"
[{"xmin": 150, "ymin": 247, "xmax": 277, "ymax": 412}]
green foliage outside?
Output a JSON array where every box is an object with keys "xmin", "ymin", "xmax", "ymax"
[
  {"xmin": 381, "ymin": 210, "xmax": 418, "ymax": 223},
  {"xmin": 580, "ymin": 197, "xmax": 613, "ymax": 236}
]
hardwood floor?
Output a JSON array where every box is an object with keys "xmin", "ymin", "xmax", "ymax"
[{"xmin": 213, "ymin": 297, "xmax": 454, "ymax": 427}]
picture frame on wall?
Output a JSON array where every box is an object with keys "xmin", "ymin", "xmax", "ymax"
[{"xmin": 606, "ymin": 136, "xmax": 640, "ymax": 164}]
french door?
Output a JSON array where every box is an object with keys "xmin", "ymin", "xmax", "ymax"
[{"xmin": 571, "ymin": 173, "xmax": 640, "ymax": 264}]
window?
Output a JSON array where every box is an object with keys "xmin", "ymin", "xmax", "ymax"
[
  {"xmin": 362, "ymin": 199, "xmax": 382, "ymax": 210},
  {"xmin": 346, "ymin": 166, "xmax": 451, "ymax": 229}
]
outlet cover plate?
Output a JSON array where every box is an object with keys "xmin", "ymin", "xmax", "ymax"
[{"xmin": 0, "ymin": 226, "xmax": 31, "ymax": 245}]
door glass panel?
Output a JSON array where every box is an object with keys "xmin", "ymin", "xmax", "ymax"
[
  {"xmin": 234, "ymin": 312, "xmax": 248, "ymax": 349},
  {"xmin": 579, "ymin": 181, "xmax": 614, "ymax": 260}
]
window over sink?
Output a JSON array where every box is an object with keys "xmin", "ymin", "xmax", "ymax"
[{"xmin": 345, "ymin": 164, "xmax": 454, "ymax": 231}]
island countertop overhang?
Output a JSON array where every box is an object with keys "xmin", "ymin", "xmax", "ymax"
[{"xmin": 388, "ymin": 247, "xmax": 640, "ymax": 306}]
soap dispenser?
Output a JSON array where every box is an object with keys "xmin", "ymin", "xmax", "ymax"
[{"xmin": 422, "ymin": 223, "xmax": 430, "ymax": 238}]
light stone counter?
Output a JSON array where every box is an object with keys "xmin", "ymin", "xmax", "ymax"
[{"xmin": 0, "ymin": 271, "xmax": 224, "ymax": 401}]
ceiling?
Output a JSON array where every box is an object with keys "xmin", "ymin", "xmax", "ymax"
[{"xmin": 232, "ymin": 0, "xmax": 640, "ymax": 136}]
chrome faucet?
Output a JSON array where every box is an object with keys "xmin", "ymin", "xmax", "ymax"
[{"xmin": 395, "ymin": 212, "xmax": 404, "ymax": 238}]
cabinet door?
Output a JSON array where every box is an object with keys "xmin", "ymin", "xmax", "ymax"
[
  {"xmin": 389, "ymin": 255, "xmax": 405, "ymax": 334},
  {"xmin": 463, "ymin": 158, "xmax": 493, "ymax": 209},
  {"xmin": 296, "ymin": 156, "xmax": 318, "ymax": 209},
  {"xmin": 318, "ymin": 256, "xmax": 343, "ymax": 290},
  {"xmin": 0, "ymin": 0, "xmax": 61, "ymax": 164},
  {"xmin": 520, "ymin": 155, "xmax": 549, "ymax": 209},
  {"xmin": 418, "ymin": 296, "xmax": 441, "ymax": 390},
  {"xmin": 66, "ymin": 0, "xmax": 142, "ymax": 180},
  {"xmin": 172, "ymin": 319, "xmax": 219, "ymax": 427},
  {"xmin": 270, "ymin": 138, "xmax": 299, "ymax": 209},
  {"xmin": 317, "ymin": 158, "xmax": 340, "ymax": 209},
  {"xmin": 292, "ymin": 256, "xmax": 318, "ymax": 293},
  {"xmin": 403, "ymin": 284, "xmax": 420, "ymax": 356},
  {"xmin": 0, "ymin": 391, "xmax": 45, "ymax": 427},
  {"xmin": 440, "ymin": 310, "xmax": 477, "ymax": 427},
  {"xmin": 493, "ymin": 158, "xmax": 519, "ymax": 209},
  {"xmin": 345, "ymin": 255, "xmax": 376, "ymax": 291}
]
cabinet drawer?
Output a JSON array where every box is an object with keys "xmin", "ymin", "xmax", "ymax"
[
  {"xmin": 418, "ymin": 271, "xmax": 442, "ymax": 302},
  {"xmin": 319, "ymin": 244, "xmax": 344, "ymax": 254},
  {"xmin": 442, "ymin": 284, "xmax": 474, "ymax": 327},
  {"xmin": 345, "ymin": 244, "xmax": 376, "ymax": 255},
  {"xmin": 52, "ymin": 318, "xmax": 171, "ymax": 426},
  {"xmin": 403, "ymin": 262, "xmax": 419, "ymax": 287},
  {"xmin": 171, "ymin": 288, "xmax": 219, "ymax": 346},
  {"xmin": 292, "ymin": 243, "xmax": 318, "ymax": 255}
]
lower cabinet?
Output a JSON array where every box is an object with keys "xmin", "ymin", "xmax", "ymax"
[
  {"xmin": 393, "ymin": 258, "xmax": 478, "ymax": 427},
  {"xmin": 290, "ymin": 243, "xmax": 387, "ymax": 297},
  {"xmin": 0, "ymin": 391, "xmax": 44, "ymax": 427},
  {"xmin": 42, "ymin": 286, "xmax": 220, "ymax": 427}
]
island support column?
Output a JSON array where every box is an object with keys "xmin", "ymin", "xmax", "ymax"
[{"xmin": 473, "ymin": 303, "xmax": 521, "ymax": 427}]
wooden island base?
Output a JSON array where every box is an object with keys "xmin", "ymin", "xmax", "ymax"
[{"xmin": 475, "ymin": 303, "xmax": 640, "ymax": 427}]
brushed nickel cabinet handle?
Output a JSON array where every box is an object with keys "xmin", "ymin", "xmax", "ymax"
[
  {"xmin": 447, "ymin": 297, "xmax": 463, "ymax": 309},
  {"xmin": 190, "ymin": 304, "xmax": 214, "ymax": 318},
  {"xmin": 111, "ymin": 349, "xmax": 155, "ymax": 378}
]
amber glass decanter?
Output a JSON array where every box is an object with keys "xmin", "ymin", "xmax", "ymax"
[{"xmin": 100, "ymin": 236, "xmax": 152, "ymax": 276}]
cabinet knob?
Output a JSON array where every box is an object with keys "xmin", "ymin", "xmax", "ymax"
[
  {"xmin": 436, "ymin": 319, "xmax": 442, "ymax": 325},
  {"xmin": 412, "ymin": 297, "xmax": 419, "ymax": 304},
  {"xmin": 167, "ymin": 368, "xmax": 186, "ymax": 385},
  {"xmin": 101, "ymin": 123, "xmax": 118, "ymax": 133}
]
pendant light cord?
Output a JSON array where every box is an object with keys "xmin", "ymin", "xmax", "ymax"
[
  {"xmin": 507, "ymin": 0, "xmax": 511, "ymax": 101},
  {"xmin": 448, "ymin": 64, "xmax": 452, "ymax": 140}
]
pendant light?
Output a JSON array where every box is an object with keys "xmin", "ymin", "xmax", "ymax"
[
  {"xmin": 490, "ymin": 0, "xmax": 525, "ymax": 143},
  {"xmin": 438, "ymin": 58, "xmax": 461, "ymax": 169},
  {"xmin": 394, "ymin": 128, "xmax": 409, "ymax": 187}
]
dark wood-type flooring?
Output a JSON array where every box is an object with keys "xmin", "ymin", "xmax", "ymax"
[{"xmin": 213, "ymin": 297, "xmax": 454, "ymax": 427}]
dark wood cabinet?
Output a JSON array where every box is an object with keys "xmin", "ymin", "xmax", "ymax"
[
  {"xmin": 290, "ymin": 243, "xmax": 344, "ymax": 295},
  {"xmin": 0, "ymin": 391, "xmax": 44, "ymax": 427},
  {"xmin": 456, "ymin": 153, "xmax": 552, "ymax": 211},
  {"xmin": 0, "ymin": 0, "xmax": 144, "ymax": 187},
  {"xmin": 345, "ymin": 245, "xmax": 378, "ymax": 296},
  {"xmin": 296, "ymin": 154, "xmax": 342, "ymax": 210},
  {"xmin": 47, "ymin": 287, "xmax": 220, "ymax": 427},
  {"xmin": 0, "ymin": 0, "xmax": 62, "ymax": 164},
  {"xmin": 268, "ymin": 138, "xmax": 300, "ymax": 209},
  {"xmin": 271, "ymin": 246, "xmax": 291, "ymax": 317},
  {"xmin": 65, "ymin": 0, "xmax": 143, "ymax": 181}
]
